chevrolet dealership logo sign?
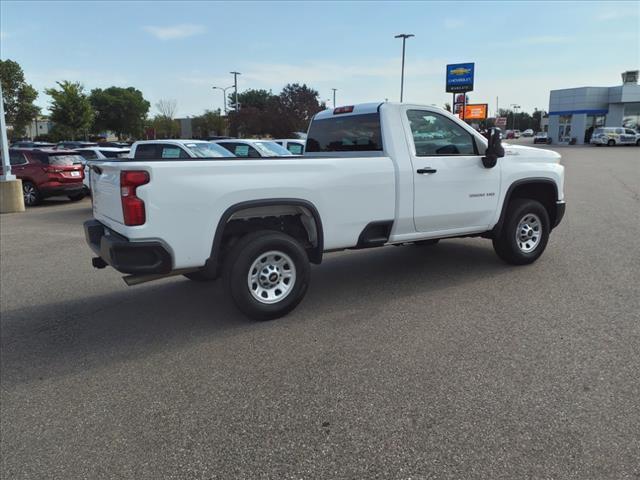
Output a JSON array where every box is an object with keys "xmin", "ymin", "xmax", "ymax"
[{"xmin": 446, "ymin": 62, "xmax": 475, "ymax": 93}]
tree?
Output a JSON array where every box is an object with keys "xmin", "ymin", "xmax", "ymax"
[
  {"xmin": 0, "ymin": 59, "xmax": 40, "ymax": 139},
  {"xmin": 276, "ymin": 83, "xmax": 325, "ymax": 135},
  {"xmin": 444, "ymin": 102, "xmax": 451, "ymax": 112},
  {"xmin": 45, "ymin": 81, "xmax": 93, "ymax": 140},
  {"xmin": 150, "ymin": 115, "xmax": 180, "ymax": 139},
  {"xmin": 90, "ymin": 86, "xmax": 150, "ymax": 139},
  {"xmin": 227, "ymin": 89, "xmax": 273, "ymax": 112},
  {"xmin": 156, "ymin": 99, "xmax": 177, "ymax": 119},
  {"xmin": 192, "ymin": 109, "xmax": 227, "ymax": 138}
]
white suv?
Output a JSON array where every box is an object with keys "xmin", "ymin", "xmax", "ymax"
[{"xmin": 590, "ymin": 127, "xmax": 640, "ymax": 146}]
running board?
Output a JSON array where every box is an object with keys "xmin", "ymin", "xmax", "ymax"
[{"xmin": 122, "ymin": 268, "xmax": 200, "ymax": 286}]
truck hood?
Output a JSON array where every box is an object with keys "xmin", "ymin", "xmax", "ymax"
[{"xmin": 502, "ymin": 143, "xmax": 561, "ymax": 164}]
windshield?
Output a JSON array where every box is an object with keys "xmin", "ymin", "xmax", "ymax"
[
  {"xmin": 185, "ymin": 142, "xmax": 235, "ymax": 158},
  {"xmin": 254, "ymin": 141, "xmax": 293, "ymax": 156},
  {"xmin": 46, "ymin": 154, "xmax": 85, "ymax": 166}
]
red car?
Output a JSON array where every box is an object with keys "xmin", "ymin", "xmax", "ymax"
[{"xmin": 2, "ymin": 148, "xmax": 86, "ymax": 206}]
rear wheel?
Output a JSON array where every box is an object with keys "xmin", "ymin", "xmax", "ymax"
[
  {"xmin": 224, "ymin": 231, "xmax": 310, "ymax": 320},
  {"xmin": 493, "ymin": 199, "xmax": 550, "ymax": 265},
  {"xmin": 22, "ymin": 181, "xmax": 41, "ymax": 206},
  {"xmin": 607, "ymin": 139, "xmax": 615, "ymax": 146},
  {"xmin": 636, "ymin": 139, "xmax": 640, "ymax": 146}
]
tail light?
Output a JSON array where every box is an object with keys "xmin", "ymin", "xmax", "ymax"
[
  {"xmin": 44, "ymin": 166, "xmax": 64, "ymax": 173},
  {"xmin": 334, "ymin": 105, "xmax": 354, "ymax": 114},
  {"xmin": 120, "ymin": 170, "xmax": 149, "ymax": 226}
]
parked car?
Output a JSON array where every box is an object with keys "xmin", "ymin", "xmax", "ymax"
[
  {"xmin": 84, "ymin": 102, "xmax": 565, "ymax": 320},
  {"xmin": 75, "ymin": 147, "xmax": 131, "ymax": 191},
  {"xmin": 273, "ymin": 139, "xmax": 305, "ymax": 155},
  {"xmin": 533, "ymin": 132, "xmax": 551, "ymax": 144},
  {"xmin": 513, "ymin": 130, "xmax": 521, "ymax": 138},
  {"xmin": 57, "ymin": 141, "xmax": 98, "ymax": 149},
  {"xmin": 10, "ymin": 141, "xmax": 56, "ymax": 149},
  {"xmin": 590, "ymin": 127, "xmax": 640, "ymax": 146},
  {"xmin": 505, "ymin": 130, "xmax": 515, "ymax": 139},
  {"xmin": 214, "ymin": 139, "xmax": 294, "ymax": 157},
  {"xmin": 2, "ymin": 148, "xmax": 85, "ymax": 206},
  {"xmin": 96, "ymin": 141, "xmax": 130, "ymax": 148},
  {"xmin": 129, "ymin": 140, "xmax": 236, "ymax": 159},
  {"xmin": 522, "ymin": 129, "xmax": 534, "ymax": 137}
]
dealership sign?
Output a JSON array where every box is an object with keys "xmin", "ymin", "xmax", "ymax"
[
  {"xmin": 446, "ymin": 63, "xmax": 475, "ymax": 93},
  {"xmin": 464, "ymin": 104, "xmax": 488, "ymax": 120},
  {"xmin": 495, "ymin": 117, "xmax": 507, "ymax": 127}
]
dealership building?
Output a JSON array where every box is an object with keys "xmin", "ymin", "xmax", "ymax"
[{"xmin": 548, "ymin": 71, "xmax": 640, "ymax": 144}]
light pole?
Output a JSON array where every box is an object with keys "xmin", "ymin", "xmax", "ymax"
[
  {"xmin": 0, "ymin": 83, "xmax": 15, "ymax": 181},
  {"xmin": 332, "ymin": 88, "xmax": 337, "ymax": 108},
  {"xmin": 510, "ymin": 104, "xmax": 520, "ymax": 130},
  {"xmin": 394, "ymin": 33, "xmax": 414, "ymax": 102},
  {"xmin": 212, "ymin": 86, "xmax": 234, "ymax": 114},
  {"xmin": 230, "ymin": 71, "xmax": 241, "ymax": 111}
]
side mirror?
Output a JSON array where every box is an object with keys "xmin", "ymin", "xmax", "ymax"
[{"xmin": 482, "ymin": 128, "xmax": 504, "ymax": 168}]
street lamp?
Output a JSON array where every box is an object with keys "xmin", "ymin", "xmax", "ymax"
[
  {"xmin": 332, "ymin": 88, "xmax": 337, "ymax": 108},
  {"xmin": 212, "ymin": 86, "xmax": 234, "ymax": 114},
  {"xmin": 510, "ymin": 104, "xmax": 520, "ymax": 130},
  {"xmin": 394, "ymin": 33, "xmax": 414, "ymax": 102}
]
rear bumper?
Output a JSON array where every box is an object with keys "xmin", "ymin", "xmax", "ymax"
[
  {"xmin": 84, "ymin": 220, "xmax": 172, "ymax": 274},
  {"xmin": 553, "ymin": 201, "xmax": 566, "ymax": 229},
  {"xmin": 41, "ymin": 183, "xmax": 86, "ymax": 197}
]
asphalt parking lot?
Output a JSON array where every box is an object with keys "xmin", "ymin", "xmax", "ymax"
[{"xmin": 1, "ymin": 143, "xmax": 639, "ymax": 479}]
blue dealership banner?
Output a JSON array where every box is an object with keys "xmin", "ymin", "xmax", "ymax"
[{"xmin": 446, "ymin": 63, "xmax": 475, "ymax": 93}]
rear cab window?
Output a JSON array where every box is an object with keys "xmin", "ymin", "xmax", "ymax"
[{"xmin": 306, "ymin": 113, "xmax": 383, "ymax": 152}]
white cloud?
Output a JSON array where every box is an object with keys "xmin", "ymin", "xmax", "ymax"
[
  {"xmin": 520, "ymin": 35, "xmax": 573, "ymax": 45},
  {"xmin": 143, "ymin": 24, "xmax": 205, "ymax": 40},
  {"xmin": 444, "ymin": 18, "xmax": 465, "ymax": 29}
]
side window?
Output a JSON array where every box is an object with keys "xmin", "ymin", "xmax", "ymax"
[
  {"xmin": 9, "ymin": 152, "xmax": 28, "ymax": 165},
  {"xmin": 625, "ymin": 129, "xmax": 636, "ymax": 135},
  {"xmin": 615, "ymin": 128, "xmax": 624, "ymax": 134},
  {"xmin": 287, "ymin": 143, "xmax": 304, "ymax": 155},
  {"xmin": 407, "ymin": 110, "xmax": 477, "ymax": 156},
  {"xmin": 160, "ymin": 145, "xmax": 189, "ymax": 159},
  {"xmin": 134, "ymin": 144, "xmax": 158, "ymax": 159}
]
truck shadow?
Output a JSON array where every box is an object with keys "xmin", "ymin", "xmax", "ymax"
[{"xmin": 1, "ymin": 240, "xmax": 508, "ymax": 388}]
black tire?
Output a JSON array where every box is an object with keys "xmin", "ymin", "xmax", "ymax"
[
  {"xmin": 183, "ymin": 270, "xmax": 218, "ymax": 282},
  {"xmin": 22, "ymin": 181, "xmax": 41, "ymax": 206},
  {"xmin": 607, "ymin": 139, "xmax": 615, "ymax": 146},
  {"xmin": 414, "ymin": 239, "xmax": 440, "ymax": 246},
  {"xmin": 493, "ymin": 198, "xmax": 550, "ymax": 265},
  {"xmin": 223, "ymin": 230, "xmax": 310, "ymax": 321},
  {"xmin": 68, "ymin": 192, "xmax": 86, "ymax": 201},
  {"xmin": 636, "ymin": 139, "xmax": 640, "ymax": 146}
]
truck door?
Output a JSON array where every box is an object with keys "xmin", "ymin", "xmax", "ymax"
[{"xmin": 402, "ymin": 108, "xmax": 501, "ymax": 233}]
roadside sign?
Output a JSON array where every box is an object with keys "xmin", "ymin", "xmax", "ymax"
[
  {"xmin": 463, "ymin": 104, "xmax": 488, "ymax": 120},
  {"xmin": 446, "ymin": 63, "xmax": 475, "ymax": 93},
  {"xmin": 495, "ymin": 117, "xmax": 507, "ymax": 127}
]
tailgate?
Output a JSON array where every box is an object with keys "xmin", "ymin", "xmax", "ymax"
[{"xmin": 90, "ymin": 162, "xmax": 125, "ymax": 224}]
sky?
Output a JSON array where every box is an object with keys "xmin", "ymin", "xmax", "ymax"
[{"xmin": 1, "ymin": 0, "xmax": 639, "ymax": 117}]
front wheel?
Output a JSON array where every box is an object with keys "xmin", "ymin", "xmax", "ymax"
[
  {"xmin": 636, "ymin": 139, "xmax": 640, "ymax": 146},
  {"xmin": 224, "ymin": 231, "xmax": 310, "ymax": 320},
  {"xmin": 493, "ymin": 199, "xmax": 550, "ymax": 265},
  {"xmin": 607, "ymin": 139, "xmax": 615, "ymax": 146}
]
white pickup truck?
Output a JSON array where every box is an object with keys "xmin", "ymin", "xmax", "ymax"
[{"xmin": 84, "ymin": 103, "xmax": 566, "ymax": 320}]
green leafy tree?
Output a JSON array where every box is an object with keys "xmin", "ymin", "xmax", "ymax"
[
  {"xmin": 45, "ymin": 81, "xmax": 93, "ymax": 140},
  {"xmin": 150, "ymin": 115, "xmax": 180, "ymax": 139},
  {"xmin": 227, "ymin": 89, "xmax": 273, "ymax": 112},
  {"xmin": 192, "ymin": 109, "xmax": 227, "ymax": 138},
  {"xmin": 0, "ymin": 59, "xmax": 40, "ymax": 139},
  {"xmin": 276, "ymin": 83, "xmax": 325, "ymax": 135},
  {"xmin": 444, "ymin": 102, "xmax": 451, "ymax": 112},
  {"xmin": 89, "ymin": 86, "xmax": 150, "ymax": 139}
]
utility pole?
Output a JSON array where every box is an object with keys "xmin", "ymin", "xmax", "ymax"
[
  {"xmin": 394, "ymin": 33, "xmax": 414, "ymax": 102},
  {"xmin": 230, "ymin": 71, "xmax": 241, "ymax": 112},
  {"xmin": 510, "ymin": 104, "xmax": 520, "ymax": 130},
  {"xmin": 332, "ymin": 88, "xmax": 337, "ymax": 108},
  {"xmin": 212, "ymin": 85, "xmax": 234, "ymax": 114},
  {"xmin": 0, "ymin": 83, "xmax": 14, "ymax": 181}
]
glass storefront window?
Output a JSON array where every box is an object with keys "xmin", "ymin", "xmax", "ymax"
[
  {"xmin": 584, "ymin": 114, "xmax": 606, "ymax": 143},
  {"xmin": 622, "ymin": 103, "xmax": 640, "ymax": 131},
  {"xmin": 558, "ymin": 115, "xmax": 572, "ymax": 143}
]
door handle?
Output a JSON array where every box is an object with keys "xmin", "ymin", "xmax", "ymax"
[{"xmin": 417, "ymin": 168, "xmax": 437, "ymax": 174}]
